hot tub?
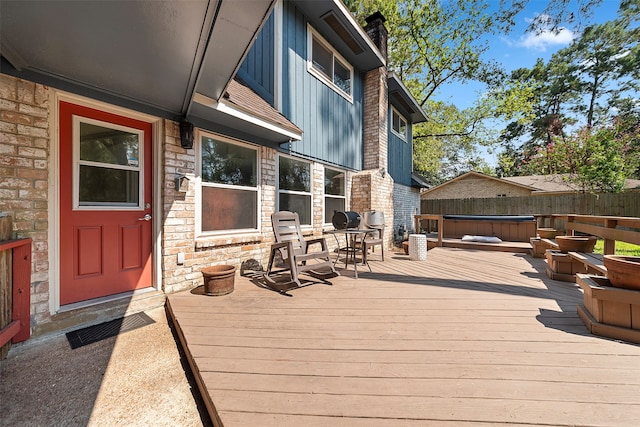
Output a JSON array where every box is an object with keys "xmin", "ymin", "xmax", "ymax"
[{"xmin": 441, "ymin": 215, "xmax": 536, "ymax": 242}]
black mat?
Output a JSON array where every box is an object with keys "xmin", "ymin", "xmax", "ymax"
[{"xmin": 66, "ymin": 312, "xmax": 155, "ymax": 349}]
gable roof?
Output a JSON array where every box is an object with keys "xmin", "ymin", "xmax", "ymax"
[
  {"xmin": 388, "ymin": 72, "xmax": 427, "ymax": 124},
  {"xmin": 423, "ymin": 171, "xmax": 640, "ymax": 197},
  {"xmin": 421, "ymin": 171, "xmax": 536, "ymax": 196},
  {"xmin": 505, "ymin": 174, "xmax": 640, "ymax": 193}
]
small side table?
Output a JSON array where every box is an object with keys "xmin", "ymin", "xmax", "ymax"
[{"xmin": 408, "ymin": 234, "xmax": 427, "ymax": 261}]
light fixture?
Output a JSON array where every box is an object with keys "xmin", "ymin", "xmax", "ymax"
[
  {"xmin": 175, "ymin": 174, "xmax": 189, "ymax": 192},
  {"xmin": 179, "ymin": 119, "xmax": 194, "ymax": 149}
]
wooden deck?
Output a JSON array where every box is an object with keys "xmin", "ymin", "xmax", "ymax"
[{"xmin": 167, "ymin": 247, "xmax": 640, "ymax": 426}]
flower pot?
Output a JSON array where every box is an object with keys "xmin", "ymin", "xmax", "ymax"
[
  {"xmin": 603, "ymin": 255, "xmax": 640, "ymax": 290},
  {"xmin": 556, "ymin": 235, "xmax": 597, "ymax": 253},
  {"xmin": 537, "ymin": 228, "xmax": 560, "ymax": 239},
  {"xmin": 201, "ymin": 265, "xmax": 236, "ymax": 296}
]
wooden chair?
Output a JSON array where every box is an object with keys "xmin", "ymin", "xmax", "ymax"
[
  {"xmin": 264, "ymin": 211, "xmax": 339, "ymax": 288},
  {"xmin": 362, "ymin": 224, "xmax": 384, "ymax": 265}
]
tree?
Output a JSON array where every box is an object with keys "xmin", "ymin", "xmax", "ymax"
[
  {"xmin": 563, "ymin": 17, "xmax": 640, "ymax": 127},
  {"xmin": 344, "ymin": 0, "xmax": 535, "ymax": 181},
  {"xmin": 525, "ymin": 117, "xmax": 639, "ymax": 192},
  {"xmin": 497, "ymin": 2, "xmax": 639, "ymax": 178}
]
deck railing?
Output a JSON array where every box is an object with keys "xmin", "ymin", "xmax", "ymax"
[
  {"xmin": 535, "ymin": 214, "xmax": 640, "ymax": 254},
  {"xmin": 416, "ymin": 213, "xmax": 640, "ymax": 252}
]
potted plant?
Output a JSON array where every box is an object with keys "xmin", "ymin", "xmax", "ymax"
[
  {"xmin": 201, "ymin": 265, "xmax": 237, "ymax": 296},
  {"xmin": 556, "ymin": 235, "xmax": 597, "ymax": 253}
]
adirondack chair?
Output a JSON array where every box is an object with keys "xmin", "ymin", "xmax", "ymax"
[{"xmin": 264, "ymin": 211, "xmax": 339, "ymax": 288}]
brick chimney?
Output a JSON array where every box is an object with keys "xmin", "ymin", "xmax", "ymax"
[
  {"xmin": 361, "ymin": 12, "xmax": 388, "ymax": 172},
  {"xmin": 351, "ymin": 12, "xmax": 394, "ymax": 248}
]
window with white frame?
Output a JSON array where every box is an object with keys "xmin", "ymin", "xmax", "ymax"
[
  {"xmin": 278, "ymin": 156, "xmax": 312, "ymax": 225},
  {"xmin": 308, "ymin": 25, "xmax": 353, "ymax": 100},
  {"xmin": 391, "ymin": 107, "xmax": 407, "ymax": 141},
  {"xmin": 324, "ymin": 167, "xmax": 345, "ymax": 224},
  {"xmin": 199, "ymin": 134, "xmax": 259, "ymax": 233}
]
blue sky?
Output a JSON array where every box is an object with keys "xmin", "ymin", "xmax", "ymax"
[
  {"xmin": 439, "ymin": 0, "xmax": 621, "ymax": 110},
  {"xmin": 434, "ymin": 0, "xmax": 622, "ymax": 167}
]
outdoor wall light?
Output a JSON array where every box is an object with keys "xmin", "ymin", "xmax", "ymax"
[
  {"xmin": 175, "ymin": 174, "xmax": 189, "ymax": 192},
  {"xmin": 179, "ymin": 119, "xmax": 194, "ymax": 149}
]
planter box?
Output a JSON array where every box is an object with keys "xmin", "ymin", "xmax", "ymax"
[
  {"xmin": 544, "ymin": 250, "xmax": 586, "ymax": 281},
  {"xmin": 577, "ymin": 274, "xmax": 640, "ymax": 344}
]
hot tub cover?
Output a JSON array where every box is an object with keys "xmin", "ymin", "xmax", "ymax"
[{"xmin": 443, "ymin": 215, "xmax": 534, "ymax": 222}]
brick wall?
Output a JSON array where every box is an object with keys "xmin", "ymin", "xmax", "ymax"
[
  {"xmin": 0, "ymin": 75, "xmax": 50, "ymax": 325},
  {"xmin": 351, "ymin": 170, "xmax": 394, "ymax": 248},
  {"xmin": 392, "ymin": 183, "xmax": 420, "ymax": 242},
  {"xmin": 161, "ymin": 127, "xmax": 345, "ymax": 294},
  {"xmin": 423, "ymin": 176, "xmax": 532, "ymax": 199}
]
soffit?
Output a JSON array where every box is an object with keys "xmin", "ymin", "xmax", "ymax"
[
  {"xmin": 0, "ymin": 0, "xmax": 274, "ymax": 119},
  {"xmin": 295, "ymin": 0, "xmax": 385, "ymax": 71}
]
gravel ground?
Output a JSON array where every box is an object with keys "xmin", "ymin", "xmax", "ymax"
[{"xmin": 0, "ymin": 307, "xmax": 211, "ymax": 427}]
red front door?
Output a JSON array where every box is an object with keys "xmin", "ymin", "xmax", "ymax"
[{"xmin": 59, "ymin": 101, "xmax": 153, "ymax": 305}]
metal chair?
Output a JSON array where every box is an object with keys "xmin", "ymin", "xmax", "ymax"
[
  {"xmin": 362, "ymin": 224, "xmax": 384, "ymax": 265},
  {"xmin": 264, "ymin": 211, "xmax": 339, "ymax": 288}
]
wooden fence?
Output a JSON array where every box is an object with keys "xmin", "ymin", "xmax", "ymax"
[{"xmin": 421, "ymin": 192, "xmax": 640, "ymax": 226}]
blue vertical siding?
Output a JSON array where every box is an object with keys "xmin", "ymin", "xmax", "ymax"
[
  {"xmin": 388, "ymin": 109, "xmax": 413, "ymax": 186},
  {"xmin": 280, "ymin": 1, "xmax": 364, "ymax": 170},
  {"xmin": 238, "ymin": 12, "xmax": 275, "ymax": 105}
]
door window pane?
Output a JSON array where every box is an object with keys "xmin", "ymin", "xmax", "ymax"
[
  {"xmin": 80, "ymin": 122, "xmax": 139, "ymax": 167},
  {"xmin": 79, "ymin": 166, "xmax": 139, "ymax": 205},
  {"xmin": 75, "ymin": 117, "xmax": 143, "ymax": 208}
]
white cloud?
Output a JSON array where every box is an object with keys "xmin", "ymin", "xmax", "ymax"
[{"xmin": 519, "ymin": 27, "xmax": 576, "ymax": 51}]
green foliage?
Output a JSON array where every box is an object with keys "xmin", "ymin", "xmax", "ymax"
[
  {"xmin": 497, "ymin": 2, "xmax": 639, "ymax": 187},
  {"xmin": 525, "ymin": 120, "xmax": 638, "ymax": 192}
]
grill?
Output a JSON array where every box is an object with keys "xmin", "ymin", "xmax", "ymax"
[
  {"xmin": 362, "ymin": 210, "xmax": 384, "ymax": 228},
  {"xmin": 332, "ymin": 211, "xmax": 361, "ymax": 229}
]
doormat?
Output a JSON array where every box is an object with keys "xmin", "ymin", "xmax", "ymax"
[{"xmin": 66, "ymin": 312, "xmax": 155, "ymax": 349}]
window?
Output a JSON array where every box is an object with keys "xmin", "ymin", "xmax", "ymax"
[
  {"xmin": 199, "ymin": 134, "xmax": 259, "ymax": 233},
  {"xmin": 308, "ymin": 25, "xmax": 353, "ymax": 100},
  {"xmin": 74, "ymin": 117, "xmax": 143, "ymax": 208},
  {"xmin": 324, "ymin": 167, "xmax": 345, "ymax": 224},
  {"xmin": 278, "ymin": 156, "xmax": 312, "ymax": 225},
  {"xmin": 391, "ymin": 107, "xmax": 407, "ymax": 141}
]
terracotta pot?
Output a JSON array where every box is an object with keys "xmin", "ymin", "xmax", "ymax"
[
  {"xmin": 556, "ymin": 235, "xmax": 597, "ymax": 253},
  {"xmin": 537, "ymin": 228, "xmax": 560, "ymax": 239},
  {"xmin": 603, "ymin": 255, "xmax": 640, "ymax": 290},
  {"xmin": 201, "ymin": 265, "xmax": 236, "ymax": 296}
]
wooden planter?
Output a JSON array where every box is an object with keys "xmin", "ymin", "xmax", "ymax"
[
  {"xmin": 537, "ymin": 228, "xmax": 560, "ymax": 239},
  {"xmin": 603, "ymin": 255, "xmax": 640, "ymax": 290},
  {"xmin": 202, "ymin": 265, "xmax": 236, "ymax": 296},
  {"xmin": 577, "ymin": 274, "xmax": 640, "ymax": 344},
  {"xmin": 544, "ymin": 249, "xmax": 586, "ymax": 281},
  {"xmin": 556, "ymin": 235, "xmax": 597, "ymax": 253}
]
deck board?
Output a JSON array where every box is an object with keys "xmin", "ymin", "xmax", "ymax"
[{"xmin": 167, "ymin": 247, "xmax": 640, "ymax": 426}]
